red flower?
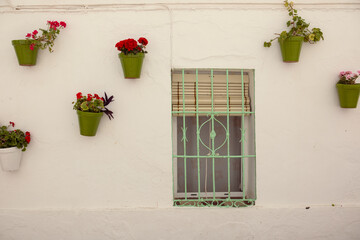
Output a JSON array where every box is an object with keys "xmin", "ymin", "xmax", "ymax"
[
  {"xmin": 138, "ymin": 37, "xmax": 148, "ymax": 46},
  {"xmin": 116, "ymin": 38, "xmax": 149, "ymax": 54},
  {"xmin": 124, "ymin": 38, "xmax": 138, "ymax": 51},
  {"xmin": 32, "ymin": 30, "xmax": 38, "ymax": 35},
  {"xmin": 48, "ymin": 21, "xmax": 60, "ymax": 30},
  {"xmin": 60, "ymin": 21, "xmax": 66, "ymax": 28},
  {"xmin": 26, "ymin": 33, "xmax": 31, "ymax": 38},
  {"xmin": 9, "ymin": 121, "xmax": 15, "ymax": 127},
  {"xmin": 26, "ymin": 131, "xmax": 30, "ymax": 136},
  {"xmin": 76, "ymin": 92, "xmax": 83, "ymax": 99},
  {"xmin": 25, "ymin": 135, "xmax": 31, "ymax": 144},
  {"xmin": 30, "ymin": 43, "xmax": 35, "ymax": 50},
  {"xmin": 101, "ymin": 97, "xmax": 104, "ymax": 102},
  {"xmin": 115, "ymin": 40, "xmax": 126, "ymax": 51},
  {"xmin": 94, "ymin": 94, "xmax": 100, "ymax": 100},
  {"xmin": 87, "ymin": 94, "xmax": 93, "ymax": 101}
]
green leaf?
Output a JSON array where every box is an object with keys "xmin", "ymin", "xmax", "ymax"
[{"xmin": 80, "ymin": 102, "xmax": 89, "ymax": 111}]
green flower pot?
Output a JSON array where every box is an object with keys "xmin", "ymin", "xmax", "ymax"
[
  {"xmin": 336, "ymin": 84, "xmax": 360, "ymax": 108},
  {"xmin": 119, "ymin": 52, "xmax": 145, "ymax": 79},
  {"xmin": 278, "ymin": 36, "xmax": 304, "ymax": 63},
  {"xmin": 12, "ymin": 40, "xmax": 39, "ymax": 66},
  {"xmin": 77, "ymin": 110, "xmax": 103, "ymax": 136}
]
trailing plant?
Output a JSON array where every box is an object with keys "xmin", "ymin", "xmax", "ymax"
[
  {"xmin": 337, "ymin": 71, "xmax": 360, "ymax": 85},
  {"xmin": 264, "ymin": 0, "xmax": 324, "ymax": 47},
  {"xmin": 0, "ymin": 122, "xmax": 31, "ymax": 151},
  {"xmin": 73, "ymin": 92, "xmax": 114, "ymax": 120},
  {"xmin": 25, "ymin": 20, "xmax": 67, "ymax": 52},
  {"xmin": 115, "ymin": 37, "xmax": 148, "ymax": 55}
]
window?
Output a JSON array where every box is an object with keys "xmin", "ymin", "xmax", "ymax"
[{"xmin": 171, "ymin": 69, "xmax": 256, "ymax": 207}]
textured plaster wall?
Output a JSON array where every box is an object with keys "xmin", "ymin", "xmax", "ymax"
[
  {"xmin": 0, "ymin": 1, "xmax": 360, "ymax": 239},
  {"xmin": 1, "ymin": 207, "xmax": 360, "ymax": 240}
]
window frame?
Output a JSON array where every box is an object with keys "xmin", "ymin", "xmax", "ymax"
[{"xmin": 171, "ymin": 68, "xmax": 256, "ymax": 208}]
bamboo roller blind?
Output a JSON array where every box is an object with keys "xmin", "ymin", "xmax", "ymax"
[{"xmin": 172, "ymin": 69, "xmax": 251, "ymax": 116}]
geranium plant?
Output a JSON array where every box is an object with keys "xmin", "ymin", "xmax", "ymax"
[
  {"xmin": 115, "ymin": 37, "xmax": 148, "ymax": 55},
  {"xmin": 25, "ymin": 20, "xmax": 67, "ymax": 52},
  {"xmin": 0, "ymin": 122, "xmax": 31, "ymax": 151},
  {"xmin": 337, "ymin": 71, "xmax": 360, "ymax": 85},
  {"xmin": 264, "ymin": 0, "xmax": 324, "ymax": 47},
  {"xmin": 73, "ymin": 92, "xmax": 114, "ymax": 119}
]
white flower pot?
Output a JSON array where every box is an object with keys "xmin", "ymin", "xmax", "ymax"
[{"xmin": 0, "ymin": 147, "xmax": 23, "ymax": 172}]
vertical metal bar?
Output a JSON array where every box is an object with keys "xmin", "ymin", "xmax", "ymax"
[
  {"xmin": 172, "ymin": 117, "xmax": 178, "ymax": 200},
  {"xmin": 211, "ymin": 69, "xmax": 216, "ymax": 200},
  {"xmin": 241, "ymin": 69, "xmax": 245, "ymax": 199},
  {"xmin": 171, "ymin": 70, "xmax": 175, "ymax": 204},
  {"xmin": 196, "ymin": 69, "xmax": 201, "ymax": 199},
  {"xmin": 182, "ymin": 69, "xmax": 187, "ymax": 200},
  {"xmin": 226, "ymin": 69, "xmax": 231, "ymax": 199},
  {"xmin": 253, "ymin": 70, "xmax": 257, "ymax": 200}
]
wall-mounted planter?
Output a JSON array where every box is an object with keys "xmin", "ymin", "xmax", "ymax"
[
  {"xmin": 12, "ymin": 40, "xmax": 39, "ymax": 66},
  {"xmin": 263, "ymin": 1, "xmax": 323, "ymax": 62},
  {"xmin": 77, "ymin": 110, "xmax": 103, "ymax": 136},
  {"xmin": 119, "ymin": 52, "xmax": 145, "ymax": 79},
  {"xmin": 279, "ymin": 36, "xmax": 304, "ymax": 62},
  {"xmin": 336, "ymin": 84, "xmax": 360, "ymax": 108},
  {"xmin": 0, "ymin": 147, "xmax": 23, "ymax": 171}
]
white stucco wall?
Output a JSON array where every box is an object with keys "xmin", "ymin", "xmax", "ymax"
[{"xmin": 0, "ymin": 1, "xmax": 360, "ymax": 239}]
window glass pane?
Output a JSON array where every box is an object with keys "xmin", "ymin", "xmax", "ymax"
[{"xmin": 177, "ymin": 116, "xmax": 243, "ymax": 193}]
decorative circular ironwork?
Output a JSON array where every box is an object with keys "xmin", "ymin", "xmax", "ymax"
[{"xmin": 198, "ymin": 115, "xmax": 228, "ymax": 154}]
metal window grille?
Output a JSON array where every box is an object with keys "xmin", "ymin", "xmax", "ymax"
[{"xmin": 171, "ymin": 69, "xmax": 256, "ymax": 208}]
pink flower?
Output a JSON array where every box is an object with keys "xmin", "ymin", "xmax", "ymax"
[
  {"xmin": 29, "ymin": 43, "xmax": 35, "ymax": 50},
  {"xmin": 339, "ymin": 71, "xmax": 345, "ymax": 76},
  {"xmin": 9, "ymin": 121, "xmax": 15, "ymax": 127},
  {"xmin": 345, "ymin": 71, "xmax": 352, "ymax": 75},
  {"xmin": 357, "ymin": 71, "xmax": 360, "ymax": 75}
]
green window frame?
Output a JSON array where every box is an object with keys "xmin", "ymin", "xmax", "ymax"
[{"xmin": 171, "ymin": 68, "xmax": 256, "ymax": 207}]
